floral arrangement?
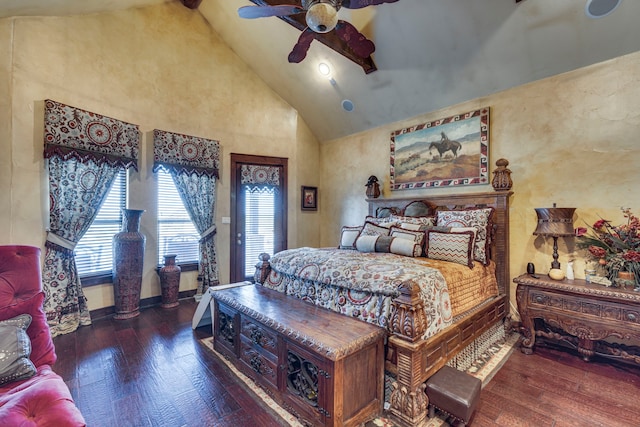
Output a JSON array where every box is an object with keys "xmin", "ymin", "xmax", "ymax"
[{"xmin": 575, "ymin": 208, "xmax": 640, "ymax": 287}]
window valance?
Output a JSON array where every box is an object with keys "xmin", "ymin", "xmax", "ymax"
[
  {"xmin": 240, "ymin": 164, "xmax": 280, "ymax": 187},
  {"xmin": 43, "ymin": 99, "xmax": 140, "ymax": 171},
  {"xmin": 152, "ymin": 129, "xmax": 220, "ymax": 178}
]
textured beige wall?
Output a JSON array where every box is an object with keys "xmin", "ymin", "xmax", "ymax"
[
  {"xmin": 0, "ymin": 21, "xmax": 12, "ymax": 240},
  {"xmin": 0, "ymin": 3, "xmax": 320, "ymax": 311},
  {"xmin": 320, "ymin": 51, "xmax": 640, "ymax": 317}
]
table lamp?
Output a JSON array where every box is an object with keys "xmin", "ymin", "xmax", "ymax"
[{"xmin": 533, "ymin": 204, "xmax": 575, "ymax": 280}]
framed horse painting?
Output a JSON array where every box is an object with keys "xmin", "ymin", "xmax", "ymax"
[{"xmin": 389, "ymin": 107, "xmax": 490, "ymax": 190}]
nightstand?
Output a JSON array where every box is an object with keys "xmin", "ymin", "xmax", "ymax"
[{"xmin": 514, "ymin": 273, "xmax": 640, "ymax": 365}]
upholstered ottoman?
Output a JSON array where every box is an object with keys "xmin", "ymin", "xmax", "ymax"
[{"xmin": 426, "ymin": 365, "xmax": 481, "ymax": 427}]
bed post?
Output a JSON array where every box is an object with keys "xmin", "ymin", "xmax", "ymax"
[
  {"xmin": 388, "ymin": 280, "xmax": 430, "ymax": 424},
  {"xmin": 253, "ymin": 253, "xmax": 271, "ymax": 284}
]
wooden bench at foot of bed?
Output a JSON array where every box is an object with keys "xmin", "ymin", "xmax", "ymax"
[{"xmin": 210, "ymin": 284, "xmax": 386, "ymax": 427}]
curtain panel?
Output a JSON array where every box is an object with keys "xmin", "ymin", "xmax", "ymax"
[
  {"xmin": 153, "ymin": 129, "xmax": 221, "ymax": 296},
  {"xmin": 43, "ymin": 99, "xmax": 140, "ymax": 336}
]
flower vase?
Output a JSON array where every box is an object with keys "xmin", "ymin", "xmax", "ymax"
[
  {"xmin": 159, "ymin": 254, "xmax": 181, "ymax": 308},
  {"xmin": 112, "ymin": 209, "xmax": 145, "ymax": 319},
  {"xmin": 617, "ymin": 271, "xmax": 636, "ymax": 290}
]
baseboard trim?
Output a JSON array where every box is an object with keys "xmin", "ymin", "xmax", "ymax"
[{"xmin": 90, "ymin": 289, "xmax": 197, "ymax": 320}]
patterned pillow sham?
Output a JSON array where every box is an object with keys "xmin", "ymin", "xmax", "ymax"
[
  {"xmin": 360, "ymin": 221, "xmax": 392, "ymax": 237},
  {"xmin": 436, "ymin": 208, "xmax": 494, "ymax": 265},
  {"xmin": 389, "ymin": 214, "xmax": 436, "ymax": 227},
  {"xmin": 356, "ymin": 235, "xmax": 422, "ymax": 257},
  {"xmin": 425, "ymin": 230, "xmax": 475, "ymax": 268},
  {"xmin": 364, "ymin": 215, "xmax": 398, "ymax": 227},
  {"xmin": 338, "ymin": 225, "xmax": 362, "ymax": 250}
]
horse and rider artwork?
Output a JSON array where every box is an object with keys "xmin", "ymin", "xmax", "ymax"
[{"xmin": 390, "ymin": 107, "xmax": 490, "ymax": 190}]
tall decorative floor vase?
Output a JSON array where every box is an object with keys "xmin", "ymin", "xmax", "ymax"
[
  {"xmin": 112, "ymin": 209, "xmax": 146, "ymax": 320},
  {"xmin": 159, "ymin": 254, "xmax": 181, "ymax": 309}
]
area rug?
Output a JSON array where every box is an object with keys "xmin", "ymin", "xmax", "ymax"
[{"xmin": 198, "ymin": 332, "xmax": 520, "ymax": 427}]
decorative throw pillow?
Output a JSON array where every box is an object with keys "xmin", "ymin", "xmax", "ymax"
[
  {"xmin": 0, "ymin": 314, "xmax": 37, "ymax": 386},
  {"xmin": 0, "ymin": 291, "xmax": 56, "ymax": 367},
  {"xmin": 425, "ymin": 230, "xmax": 476, "ymax": 268},
  {"xmin": 360, "ymin": 221, "xmax": 393, "ymax": 237},
  {"xmin": 436, "ymin": 208, "xmax": 494, "ymax": 265},
  {"xmin": 355, "ymin": 235, "xmax": 421, "ymax": 257},
  {"xmin": 390, "ymin": 226, "xmax": 427, "ymax": 255},
  {"xmin": 339, "ymin": 225, "xmax": 363, "ymax": 249}
]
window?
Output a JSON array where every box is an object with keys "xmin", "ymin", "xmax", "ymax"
[
  {"xmin": 76, "ymin": 169, "xmax": 126, "ymax": 279},
  {"xmin": 157, "ymin": 170, "xmax": 200, "ymax": 266},
  {"xmin": 244, "ymin": 187, "xmax": 276, "ymax": 277}
]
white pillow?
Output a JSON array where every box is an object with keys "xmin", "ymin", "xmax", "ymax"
[{"xmin": 339, "ymin": 225, "xmax": 362, "ymax": 249}]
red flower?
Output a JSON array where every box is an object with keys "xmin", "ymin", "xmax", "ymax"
[
  {"xmin": 622, "ymin": 251, "xmax": 640, "ymax": 263},
  {"xmin": 593, "ymin": 219, "xmax": 609, "ymax": 230},
  {"xmin": 574, "ymin": 227, "xmax": 587, "ymax": 237},
  {"xmin": 588, "ymin": 246, "xmax": 607, "ymax": 258}
]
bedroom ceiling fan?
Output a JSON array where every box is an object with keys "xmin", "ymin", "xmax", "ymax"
[{"xmin": 238, "ymin": 0, "xmax": 398, "ymax": 73}]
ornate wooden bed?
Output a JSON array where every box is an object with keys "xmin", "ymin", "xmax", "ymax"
[{"xmin": 253, "ymin": 164, "xmax": 513, "ymax": 426}]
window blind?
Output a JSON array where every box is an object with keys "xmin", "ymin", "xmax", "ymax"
[
  {"xmin": 243, "ymin": 186, "xmax": 276, "ymax": 276},
  {"xmin": 157, "ymin": 170, "xmax": 200, "ymax": 266},
  {"xmin": 76, "ymin": 169, "xmax": 126, "ymax": 277}
]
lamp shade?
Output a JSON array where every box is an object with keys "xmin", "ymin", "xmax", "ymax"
[{"xmin": 533, "ymin": 207, "xmax": 575, "ymax": 237}]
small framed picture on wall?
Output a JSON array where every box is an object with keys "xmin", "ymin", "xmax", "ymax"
[{"xmin": 301, "ymin": 186, "xmax": 317, "ymax": 211}]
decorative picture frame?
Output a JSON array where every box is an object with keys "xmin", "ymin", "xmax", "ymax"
[
  {"xmin": 301, "ymin": 186, "xmax": 317, "ymax": 211},
  {"xmin": 390, "ymin": 107, "xmax": 490, "ymax": 190}
]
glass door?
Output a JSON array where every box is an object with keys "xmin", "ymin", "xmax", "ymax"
[{"xmin": 230, "ymin": 154, "xmax": 287, "ymax": 282}]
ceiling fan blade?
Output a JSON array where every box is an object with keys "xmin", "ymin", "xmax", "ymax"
[
  {"xmin": 288, "ymin": 28, "xmax": 316, "ymax": 63},
  {"xmin": 334, "ymin": 21, "xmax": 375, "ymax": 58},
  {"xmin": 341, "ymin": 0, "xmax": 399, "ymax": 9},
  {"xmin": 238, "ymin": 5, "xmax": 305, "ymax": 19}
]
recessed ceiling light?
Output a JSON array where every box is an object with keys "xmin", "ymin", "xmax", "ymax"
[
  {"xmin": 318, "ymin": 62, "xmax": 331, "ymax": 77},
  {"xmin": 585, "ymin": 0, "xmax": 621, "ymax": 19},
  {"xmin": 342, "ymin": 99, "xmax": 354, "ymax": 112}
]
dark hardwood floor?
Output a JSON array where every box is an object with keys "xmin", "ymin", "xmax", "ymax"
[{"xmin": 53, "ymin": 299, "xmax": 640, "ymax": 426}]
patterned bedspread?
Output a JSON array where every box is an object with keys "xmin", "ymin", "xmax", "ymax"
[{"xmin": 262, "ymin": 247, "xmax": 455, "ymax": 339}]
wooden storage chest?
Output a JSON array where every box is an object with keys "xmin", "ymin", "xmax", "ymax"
[{"xmin": 210, "ymin": 284, "xmax": 386, "ymax": 427}]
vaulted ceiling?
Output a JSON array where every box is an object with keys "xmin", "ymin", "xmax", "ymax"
[{"xmin": 2, "ymin": 0, "xmax": 638, "ymax": 142}]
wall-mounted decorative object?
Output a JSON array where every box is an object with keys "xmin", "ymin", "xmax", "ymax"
[
  {"xmin": 301, "ymin": 186, "xmax": 317, "ymax": 211},
  {"xmin": 365, "ymin": 175, "xmax": 381, "ymax": 199},
  {"xmin": 113, "ymin": 208, "xmax": 146, "ymax": 319},
  {"xmin": 390, "ymin": 107, "xmax": 490, "ymax": 190}
]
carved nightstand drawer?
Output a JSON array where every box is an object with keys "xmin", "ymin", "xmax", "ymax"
[
  {"xmin": 528, "ymin": 289, "xmax": 640, "ymax": 324},
  {"xmin": 240, "ymin": 315, "xmax": 278, "ymax": 356}
]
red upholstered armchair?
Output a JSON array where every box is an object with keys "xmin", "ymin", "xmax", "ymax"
[{"xmin": 0, "ymin": 245, "xmax": 85, "ymax": 426}]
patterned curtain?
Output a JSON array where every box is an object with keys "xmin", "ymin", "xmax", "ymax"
[
  {"xmin": 43, "ymin": 99, "xmax": 139, "ymax": 337},
  {"xmin": 152, "ymin": 129, "xmax": 220, "ymax": 297}
]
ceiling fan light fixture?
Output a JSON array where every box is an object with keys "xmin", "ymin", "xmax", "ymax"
[{"xmin": 305, "ymin": 2, "xmax": 339, "ymax": 33}]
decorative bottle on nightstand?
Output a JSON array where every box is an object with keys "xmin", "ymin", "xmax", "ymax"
[{"xmin": 566, "ymin": 260, "xmax": 575, "ymax": 280}]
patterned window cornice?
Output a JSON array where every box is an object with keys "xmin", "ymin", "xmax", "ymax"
[
  {"xmin": 152, "ymin": 129, "xmax": 220, "ymax": 178},
  {"xmin": 43, "ymin": 99, "xmax": 140, "ymax": 170}
]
